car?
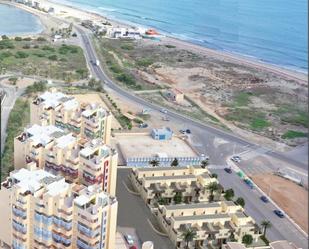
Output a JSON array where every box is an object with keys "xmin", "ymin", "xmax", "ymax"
[
  {"xmin": 260, "ymin": 195, "xmax": 269, "ymax": 203},
  {"xmin": 244, "ymin": 179, "xmax": 254, "ymax": 189},
  {"xmin": 139, "ymin": 123, "xmax": 148, "ymax": 128},
  {"xmin": 160, "ymin": 108, "xmax": 167, "ymax": 114},
  {"xmin": 230, "ymin": 156, "xmax": 241, "ymax": 163},
  {"xmin": 274, "ymin": 209, "xmax": 284, "ymax": 218},
  {"xmin": 179, "ymin": 129, "xmax": 186, "ymax": 134},
  {"xmin": 224, "ymin": 168, "xmax": 232, "ymax": 174},
  {"xmin": 124, "ymin": 235, "xmax": 134, "ymax": 245},
  {"xmin": 162, "ymin": 116, "xmax": 170, "ymax": 121},
  {"xmin": 186, "ymin": 129, "xmax": 191, "ymax": 134},
  {"xmin": 129, "ymin": 246, "xmax": 137, "ymax": 249}
]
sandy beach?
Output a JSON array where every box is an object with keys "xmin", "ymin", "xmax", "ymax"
[{"xmin": 3, "ymin": 0, "xmax": 307, "ymax": 85}]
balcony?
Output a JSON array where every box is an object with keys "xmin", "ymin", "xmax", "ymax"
[
  {"xmin": 77, "ymin": 238, "xmax": 100, "ymax": 249},
  {"xmin": 78, "ymin": 223, "xmax": 100, "ymax": 238},
  {"xmin": 12, "ymin": 220, "xmax": 27, "ymax": 234},
  {"xmin": 12, "ymin": 207, "xmax": 27, "ymax": 219}
]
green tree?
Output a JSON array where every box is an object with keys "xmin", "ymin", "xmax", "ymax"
[
  {"xmin": 224, "ymin": 188, "xmax": 234, "ymax": 201},
  {"xmin": 206, "ymin": 182, "xmax": 219, "ymax": 202},
  {"xmin": 1, "ymin": 35, "xmax": 9, "ymax": 40},
  {"xmin": 236, "ymin": 197, "xmax": 245, "ymax": 207},
  {"xmin": 260, "ymin": 220, "xmax": 272, "ymax": 236},
  {"xmin": 8, "ymin": 77, "xmax": 18, "ymax": 85},
  {"xmin": 182, "ymin": 229, "xmax": 197, "ymax": 249},
  {"xmin": 211, "ymin": 173, "xmax": 218, "ymax": 178},
  {"xmin": 157, "ymin": 197, "xmax": 168, "ymax": 205},
  {"xmin": 200, "ymin": 159, "xmax": 209, "ymax": 169},
  {"xmin": 149, "ymin": 159, "xmax": 159, "ymax": 167},
  {"xmin": 171, "ymin": 158, "xmax": 179, "ymax": 167},
  {"xmin": 242, "ymin": 234, "xmax": 253, "ymax": 246},
  {"xmin": 173, "ymin": 192, "xmax": 182, "ymax": 204}
]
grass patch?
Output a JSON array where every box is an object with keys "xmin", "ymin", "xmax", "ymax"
[
  {"xmin": 250, "ymin": 118, "xmax": 270, "ymax": 130},
  {"xmin": 281, "ymin": 130, "xmax": 308, "ymax": 139},
  {"xmin": 233, "ymin": 92, "xmax": 252, "ymax": 107},
  {"xmin": 275, "ymin": 105, "xmax": 309, "ymax": 128},
  {"xmin": 0, "ymin": 39, "xmax": 87, "ymax": 81},
  {"xmin": 1, "ymin": 98, "xmax": 30, "ymax": 181},
  {"xmin": 136, "ymin": 58, "xmax": 154, "ymax": 67},
  {"xmin": 121, "ymin": 43, "xmax": 134, "ymax": 50}
]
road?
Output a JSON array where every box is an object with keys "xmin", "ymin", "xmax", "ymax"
[
  {"xmin": 0, "ymin": 79, "xmax": 24, "ymax": 154},
  {"xmin": 74, "ymin": 26, "xmax": 308, "ymax": 248}
]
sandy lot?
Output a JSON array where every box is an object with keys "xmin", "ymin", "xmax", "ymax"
[
  {"xmin": 252, "ymin": 174, "xmax": 308, "ymax": 233},
  {"xmin": 72, "ymin": 93, "xmax": 121, "ymax": 129},
  {"xmin": 114, "ymin": 134, "xmax": 197, "ymax": 159}
]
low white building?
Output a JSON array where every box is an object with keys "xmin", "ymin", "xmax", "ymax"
[{"xmin": 106, "ymin": 27, "xmax": 142, "ymax": 39}]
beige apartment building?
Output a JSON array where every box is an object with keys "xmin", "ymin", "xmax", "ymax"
[
  {"xmin": 130, "ymin": 166, "xmax": 222, "ymax": 205},
  {"xmin": 14, "ymin": 124, "xmax": 118, "ymax": 195},
  {"xmin": 30, "ymin": 89, "xmax": 112, "ymax": 145},
  {"xmin": 157, "ymin": 202, "xmax": 261, "ymax": 248},
  {"xmin": 0, "ymin": 167, "xmax": 118, "ymax": 249}
]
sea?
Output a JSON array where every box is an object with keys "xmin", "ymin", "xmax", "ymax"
[
  {"xmin": 55, "ymin": 0, "xmax": 308, "ymax": 72},
  {"xmin": 0, "ymin": 4, "xmax": 43, "ymax": 36}
]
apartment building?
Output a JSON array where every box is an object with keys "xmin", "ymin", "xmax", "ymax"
[
  {"xmin": 157, "ymin": 202, "xmax": 261, "ymax": 249},
  {"xmin": 14, "ymin": 124, "xmax": 118, "ymax": 195},
  {"xmin": 130, "ymin": 166, "xmax": 222, "ymax": 205},
  {"xmin": 30, "ymin": 89, "xmax": 112, "ymax": 144},
  {"xmin": 0, "ymin": 168, "xmax": 118, "ymax": 249}
]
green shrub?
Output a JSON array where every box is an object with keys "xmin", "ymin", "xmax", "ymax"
[
  {"xmin": 48, "ymin": 55, "xmax": 58, "ymax": 61},
  {"xmin": 281, "ymin": 130, "xmax": 308, "ymax": 139},
  {"xmin": 116, "ymin": 73, "xmax": 136, "ymax": 85},
  {"xmin": 165, "ymin": 44, "xmax": 176, "ymax": 48},
  {"xmin": 22, "ymin": 44, "xmax": 31, "ymax": 49},
  {"xmin": 37, "ymin": 37, "xmax": 47, "ymax": 42},
  {"xmin": 42, "ymin": 45, "xmax": 55, "ymax": 52},
  {"xmin": 1, "ymin": 35, "xmax": 9, "ymax": 40},
  {"xmin": 25, "ymin": 81, "xmax": 47, "ymax": 94},
  {"xmin": 15, "ymin": 51, "xmax": 29, "ymax": 58},
  {"xmin": 14, "ymin": 37, "xmax": 22, "ymax": 41},
  {"xmin": 136, "ymin": 58, "xmax": 153, "ymax": 67},
  {"xmin": 121, "ymin": 44, "xmax": 134, "ymax": 50},
  {"xmin": 23, "ymin": 37, "xmax": 32, "ymax": 41}
]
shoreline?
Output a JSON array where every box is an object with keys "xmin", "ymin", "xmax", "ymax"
[
  {"xmin": 3, "ymin": 0, "xmax": 308, "ymax": 85},
  {"xmin": 47, "ymin": 0, "xmax": 308, "ymax": 83}
]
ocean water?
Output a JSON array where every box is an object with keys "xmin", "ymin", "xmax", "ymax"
[
  {"xmin": 56, "ymin": 0, "xmax": 308, "ymax": 72},
  {"xmin": 0, "ymin": 4, "xmax": 43, "ymax": 36}
]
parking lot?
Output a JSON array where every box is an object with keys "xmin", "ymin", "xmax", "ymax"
[
  {"xmin": 114, "ymin": 134, "xmax": 197, "ymax": 159},
  {"xmin": 116, "ymin": 168, "xmax": 174, "ymax": 249}
]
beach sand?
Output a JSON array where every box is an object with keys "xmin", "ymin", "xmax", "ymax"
[{"xmin": 5, "ymin": 0, "xmax": 307, "ymax": 85}]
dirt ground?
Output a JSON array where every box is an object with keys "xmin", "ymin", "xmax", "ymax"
[
  {"xmin": 252, "ymin": 174, "xmax": 308, "ymax": 233},
  {"xmin": 113, "ymin": 134, "xmax": 197, "ymax": 159},
  {"xmin": 72, "ymin": 93, "xmax": 121, "ymax": 130}
]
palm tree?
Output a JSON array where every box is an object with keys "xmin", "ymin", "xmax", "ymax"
[
  {"xmin": 236, "ymin": 197, "xmax": 245, "ymax": 207},
  {"xmin": 206, "ymin": 182, "xmax": 219, "ymax": 202},
  {"xmin": 201, "ymin": 159, "xmax": 209, "ymax": 169},
  {"xmin": 224, "ymin": 188, "xmax": 234, "ymax": 201},
  {"xmin": 171, "ymin": 158, "xmax": 179, "ymax": 167},
  {"xmin": 242, "ymin": 234, "xmax": 253, "ymax": 246},
  {"xmin": 149, "ymin": 159, "xmax": 159, "ymax": 167},
  {"xmin": 260, "ymin": 220, "xmax": 272, "ymax": 236},
  {"xmin": 182, "ymin": 228, "xmax": 197, "ymax": 249}
]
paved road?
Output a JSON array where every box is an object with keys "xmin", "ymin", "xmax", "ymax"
[
  {"xmin": 116, "ymin": 168, "xmax": 174, "ymax": 249},
  {"xmin": 77, "ymin": 26, "xmax": 307, "ymax": 171},
  {"xmin": 0, "ymin": 80, "xmax": 24, "ymax": 154},
  {"xmin": 75, "ymin": 26, "xmax": 308, "ymax": 248},
  {"xmin": 213, "ymin": 168, "xmax": 308, "ymax": 249}
]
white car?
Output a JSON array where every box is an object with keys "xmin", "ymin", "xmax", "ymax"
[
  {"xmin": 230, "ymin": 156, "xmax": 241, "ymax": 163},
  {"xmin": 124, "ymin": 235, "xmax": 134, "ymax": 245},
  {"xmin": 160, "ymin": 108, "xmax": 167, "ymax": 114}
]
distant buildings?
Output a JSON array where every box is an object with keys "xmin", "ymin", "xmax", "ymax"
[
  {"xmin": 106, "ymin": 27, "xmax": 142, "ymax": 39},
  {"xmin": 167, "ymin": 88, "xmax": 185, "ymax": 103},
  {"xmin": 0, "ymin": 168, "xmax": 118, "ymax": 249},
  {"xmin": 130, "ymin": 166, "xmax": 221, "ymax": 206},
  {"xmin": 30, "ymin": 89, "xmax": 112, "ymax": 144},
  {"xmin": 14, "ymin": 124, "xmax": 118, "ymax": 195},
  {"xmin": 151, "ymin": 127, "xmax": 173, "ymax": 140}
]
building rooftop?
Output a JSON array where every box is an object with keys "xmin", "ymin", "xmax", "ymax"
[
  {"xmin": 11, "ymin": 168, "xmax": 68, "ymax": 196},
  {"xmin": 55, "ymin": 133, "xmax": 76, "ymax": 149},
  {"xmin": 152, "ymin": 127, "xmax": 173, "ymax": 133},
  {"xmin": 26, "ymin": 124, "xmax": 64, "ymax": 146},
  {"xmin": 165, "ymin": 202, "xmax": 221, "ymax": 210},
  {"xmin": 38, "ymin": 91, "xmax": 72, "ymax": 109},
  {"xmin": 172, "ymin": 213, "xmax": 230, "ymax": 222},
  {"xmin": 136, "ymin": 166, "xmax": 192, "ymax": 172},
  {"xmin": 144, "ymin": 174, "xmax": 196, "ymax": 181}
]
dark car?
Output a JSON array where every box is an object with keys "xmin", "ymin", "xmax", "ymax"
[
  {"xmin": 274, "ymin": 209, "xmax": 284, "ymax": 218},
  {"xmin": 224, "ymin": 168, "xmax": 232, "ymax": 174},
  {"xmin": 186, "ymin": 129, "xmax": 191, "ymax": 134},
  {"xmin": 260, "ymin": 195, "xmax": 269, "ymax": 203},
  {"xmin": 244, "ymin": 179, "xmax": 254, "ymax": 189}
]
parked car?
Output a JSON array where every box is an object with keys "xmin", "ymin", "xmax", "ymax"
[
  {"xmin": 274, "ymin": 209, "xmax": 284, "ymax": 218},
  {"xmin": 139, "ymin": 123, "xmax": 148, "ymax": 128},
  {"xmin": 224, "ymin": 168, "xmax": 232, "ymax": 174},
  {"xmin": 130, "ymin": 246, "xmax": 137, "ymax": 249},
  {"xmin": 186, "ymin": 129, "xmax": 191, "ymax": 134},
  {"xmin": 124, "ymin": 235, "xmax": 134, "ymax": 245},
  {"xmin": 230, "ymin": 156, "xmax": 241, "ymax": 163},
  {"xmin": 260, "ymin": 195, "xmax": 269, "ymax": 203},
  {"xmin": 179, "ymin": 129, "xmax": 186, "ymax": 134},
  {"xmin": 162, "ymin": 116, "xmax": 170, "ymax": 121},
  {"xmin": 244, "ymin": 178, "xmax": 254, "ymax": 189}
]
